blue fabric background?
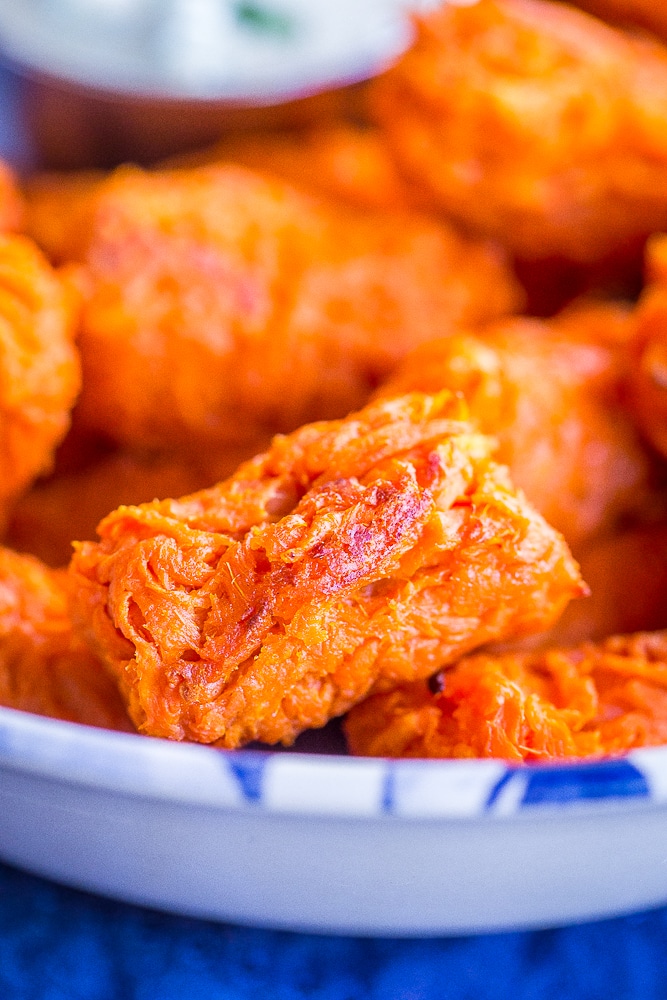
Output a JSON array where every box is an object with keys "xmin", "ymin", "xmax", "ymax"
[{"xmin": 1, "ymin": 861, "xmax": 665, "ymax": 1000}]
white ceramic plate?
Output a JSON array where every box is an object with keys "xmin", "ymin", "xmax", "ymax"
[{"xmin": 2, "ymin": 703, "xmax": 667, "ymax": 936}]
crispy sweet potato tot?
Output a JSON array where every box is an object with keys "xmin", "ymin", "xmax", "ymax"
[
  {"xmin": 69, "ymin": 392, "xmax": 583, "ymax": 747},
  {"xmin": 379, "ymin": 305, "xmax": 653, "ymax": 551},
  {"xmin": 0, "ymin": 546, "xmax": 131, "ymax": 730},
  {"xmin": 345, "ymin": 630, "xmax": 667, "ymax": 760},
  {"xmin": 0, "ymin": 234, "xmax": 80, "ymax": 525},
  {"xmin": 59, "ymin": 163, "xmax": 520, "ymax": 453},
  {"xmin": 370, "ymin": 0, "xmax": 667, "ymax": 265}
]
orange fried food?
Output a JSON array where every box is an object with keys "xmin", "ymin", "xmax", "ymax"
[
  {"xmin": 69, "ymin": 392, "xmax": 583, "ymax": 747},
  {"xmin": 345, "ymin": 630, "xmax": 667, "ymax": 760},
  {"xmin": 59, "ymin": 163, "xmax": 520, "ymax": 453},
  {"xmin": 379, "ymin": 304, "xmax": 653, "ymax": 551},
  {"xmin": 0, "ymin": 234, "xmax": 81, "ymax": 525},
  {"xmin": 627, "ymin": 234, "xmax": 667, "ymax": 457},
  {"xmin": 0, "ymin": 546, "xmax": 131, "ymax": 730},
  {"xmin": 164, "ymin": 122, "xmax": 423, "ymax": 212},
  {"xmin": 370, "ymin": 0, "xmax": 667, "ymax": 265},
  {"xmin": 5, "ymin": 440, "xmax": 268, "ymax": 568}
]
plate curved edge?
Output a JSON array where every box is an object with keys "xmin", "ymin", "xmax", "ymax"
[{"xmin": 2, "ymin": 705, "xmax": 667, "ymax": 821}]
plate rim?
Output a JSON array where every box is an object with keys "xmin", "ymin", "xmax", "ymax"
[{"xmin": 3, "ymin": 704, "xmax": 667, "ymax": 822}]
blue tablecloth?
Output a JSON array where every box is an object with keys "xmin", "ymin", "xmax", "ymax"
[{"xmin": 1, "ymin": 861, "xmax": 665, "ymax": 1000}]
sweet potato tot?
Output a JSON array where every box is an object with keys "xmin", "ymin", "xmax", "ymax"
[{"xmin": 69, "ymin": 392, "xmax": 583, "ymax": 747}]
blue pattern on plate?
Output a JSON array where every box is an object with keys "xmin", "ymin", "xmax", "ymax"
[
  {"xmin": 520, "ymin": 760, "xmax": 651, "ymax": 805},
  {"xmin": 484, "ymin": 770, "xmax": 515, "ymax": 810},
  {"xmin": 380, "ymin": 765, "xmax": 396, "ymax": 814},
  {"xmin": 484, "ymin": 759, "xmax": 651, "ymax": 812},
  {"xmin": 227, "ymin": 755, "xmax": 267, "ymax": 802}
]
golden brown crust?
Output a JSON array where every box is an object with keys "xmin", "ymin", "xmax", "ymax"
[
  {"xmin": 0, "ymin": 546, "xmax": 132, "ymax": 730},
  {"xmin": 370, "ymin": 0, "xmax": 667, "ymax": 264},
  {"xmin": 69, "ymin": 392, "xmax": 583, "ymax": 747},
  {"xmin": 344, "ymin": 630, "xmax": 667, "ymax": 760}
]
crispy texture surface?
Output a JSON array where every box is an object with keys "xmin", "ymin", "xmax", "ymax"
[
  {"xmin": 0, "ymin": 546, "xmax": 131, "ymax": 730},
  {"xmin": 69, "ymin": 393, "xmax": 582, "ymax": 747},
  {"xmin": 0, "ymin": 234, "xmax": 81, "ymax": 522},
  {"xmin": 23, "ymin": 163, "xmax": 521, "ymax": 452},
  {"xmin": 370, "ymin": 0, "xmax": 667, "ymax": 263},
  {"xmin": 379, "ymin": 305, "xmax": 652, "ymax": 551},
  {"xmin": 345, "ymin": 630, "xmax": 667, "ymax": 760}
]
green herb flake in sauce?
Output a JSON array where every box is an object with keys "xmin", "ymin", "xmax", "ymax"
[{"xmin": 234, "ymin": 2, "xmax": 295, "ymax": 39}]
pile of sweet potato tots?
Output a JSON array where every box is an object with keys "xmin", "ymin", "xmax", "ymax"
[{"xmin": 6, "ymin": 0, "xmax": 667, "ymax": 762}]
